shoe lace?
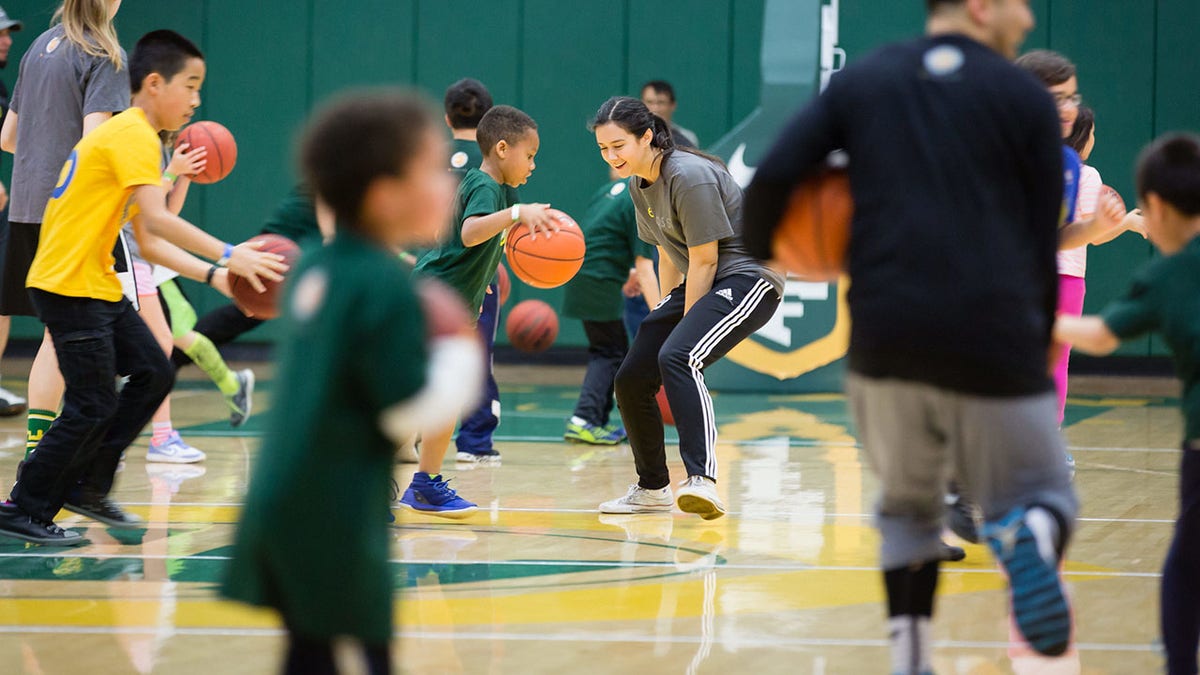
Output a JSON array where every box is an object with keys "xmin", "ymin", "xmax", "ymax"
[{"xmin": 428, "ymin": 476, "xmax": 458, "ymax": 497}]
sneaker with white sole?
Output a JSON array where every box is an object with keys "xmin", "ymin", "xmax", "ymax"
[
  {"xmin": 228, "ymin": 369, "xmax": 255, "ymax": 428},
  {"xmin": 598, "ymin": 484, "xmax": 673, "ymax": 514},
  {"xmin": 0, "ymin": 385, "xmax": 27, "ymax": 417},
  {"xmin": 675, "ymin": 475, "xmax": 726, "ymax": 520},
  {"xmin": 455, "ymin": 450, "xmax": 501, "ymax": 466},
  {"xmin": 147, "ymin": 431, "xmax": 207, "ymax": 464}
]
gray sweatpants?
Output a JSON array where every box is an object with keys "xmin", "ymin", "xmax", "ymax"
[{"xmin": 846, "ymin": 373, "xmax": 1078, "ymax": 570}]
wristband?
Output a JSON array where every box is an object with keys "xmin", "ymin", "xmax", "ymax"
[
  {"xmin": 217, "ymin": 242, "xmax": 235, "ymax": 267},
  {"xmin": 205, "ymin": 264, "xmax": 219, "ymax": 286},
  {"xmin": 510, "ymin": 204, "xmax": 520, "ymax": 223},
  {"xmin": 163, "ymin": 171, "xmax": 178, "ymax": 183}
]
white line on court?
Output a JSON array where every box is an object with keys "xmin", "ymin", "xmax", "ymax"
[
  {"xmin": 0, "ymin": 551, "xmax": 1163, "ymax": 578},
  {"xmin": 0, "ymin": 625, "xmax": 1162, "ymax": 652}
]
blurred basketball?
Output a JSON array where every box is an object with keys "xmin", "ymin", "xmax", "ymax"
[
  {"xmin": 176, "ymin": 121, "xmax": 238, "ymax": 184},
  {"xmin": 229, "ymin": 234, "xmax": 300, "ymax": 320},
  {"xmin": 505, "ymin": 299, "xmax": 558, "ymax": 352},
  {"xmin": 656, "ymin": 386, "xmax": 675, "ymax": 426},
  {"xmin": 505, "ymin": 209, "xmax": 586, "ymax": 289},
  {"xmin": 772, "ymin": 169, "xmax": 853, "ymax": 281},
  {"xmin": 1099, "ymin": 185, "xmax": 1126, "ymax": 212},
  {"xmin": 416, "ymin": 277, "xmax": 476, "ymax": 339},
  {"xmin": 496, "ymin": 263, "xmax": 511, "ymax": 306}
]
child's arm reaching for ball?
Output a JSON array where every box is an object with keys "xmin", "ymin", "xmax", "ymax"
[
  {"xmin": 133, "ymin": 184, "xmax": 288, "ymax": 291},
  {"xmin": 164, "ymin": 142, "xmax": 207, "ymax": 215},
  {"xmin": 1053, "ymin": 314, "xmax": 1121, "ymax": 356},
  {"xmin": 461, "ymin": 202, "xmax": 559, "ymax": 248},
  {"xmin": 131, "ymin": 214, "xmax": 232, "ymax": 298},
  {"xmin": 1060, "ymin": 189, "xmax": 1128, "ymax": 250}
]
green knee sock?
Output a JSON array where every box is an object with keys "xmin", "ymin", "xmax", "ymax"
[
  {"xmin": 25, "ymin": 409, "xmax": 56, "ymax": 459},
  {"xmin": 182, "ymin": 333, "xmax": 240, "ymax": 396}
]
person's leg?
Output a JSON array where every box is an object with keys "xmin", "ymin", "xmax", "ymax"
[
  {"xmin": 599, "ymin": 287, "xmax": 684, "ymax": 515},
  {"xmin": 172, "ymin": 302, "xmax": 265, "ymax": 368},
  {"xmin": 9, "ymin": 294, "xmax": 122, "ymax": 525},
  {"xmin": 398, "ymin": 418, "xmax": 476, "ymax": 519},
  {"xmin": 75, "ymin": 300, "xmax": 175, "ymax": 506},
  {"xmin": 656, "ymin": 276, "xmax": 779, "ymax": 519},
  {"xmin": 281, "ymin": 630, "xmax": 337, "ymax": 675},
  {"xmin": 363, "ymin": 642, "xmax": 391, "ymax": 675},
  {"xmin": 161, "ymin": 281, "xmax": 254, "ymax": 426},
  {"xmin": 952, "ymin": 390, "xmax": 1077, "ymax": 657},
  {"xmin": 138, "ymin": 285, "xmax": 204, "ymax": 464},
  {"xmin": 1053, "ymin": 274, "xmax": 1086, "ymax": 427},
  {"xmin": 846, "ymin": 374, "xmax": 948, "ymax": 675},
  {"xmin": 566, "ymin": 319, "xmax": 629, "ymax": 444},
  {"xmin": 24, "ymin": 330, "xmax": 65, "ymax": 459},
  {"xmin": 1162, "ymin": 447, "xmax": 1200, "ymax": 675},
  {"xmin": 455, "ymin": 282, "xmax": 500, "ymax": 461},
  {"xmin": 0, "ymin": 315, "xmax": 27, "ymax": 416}
]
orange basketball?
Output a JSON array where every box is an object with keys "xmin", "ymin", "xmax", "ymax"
[
  {"xmin": 505, "ymin": 209, "xmax": 586, "ymax": 289},
  {"xmin": 176, "ymin": 121, "xmax": 238, "ymax": 184},
  {"xmin": 229, "ymin": 234, "xmax": 300, "ymax": 320},
  {"xmin": 505, "ymin": 299, "xmax": 558, "ymax": 352},
  {"xmin": 656, "ymin": 386, "xmax": 675, "ymax": 426},
  {"xmin": 772, "ymin": 169, "xmax": 853, "ymax": 281},
  {"xmin": 496, "ymin": 263, "xmax": 511, "ymax": 306}
]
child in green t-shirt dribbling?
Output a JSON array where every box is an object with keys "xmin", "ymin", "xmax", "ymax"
[
  {"xmin": 1054, "ymin": 133, "xmax": 1200, "ymax": 675},
  {"xmin": 404, "ymin": 104, "xmax": 558, "ymax": 518},
  {"xmin": 223, "ymin": 90, "xmax": 484, "ymax": 674}
]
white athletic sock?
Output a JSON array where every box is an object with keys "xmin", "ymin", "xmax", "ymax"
[{"xmin": 888, "ymin": 615, "xmax": 931, "ymax": 675}]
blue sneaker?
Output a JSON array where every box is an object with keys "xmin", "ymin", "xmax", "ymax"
[
  {"xmin": 399, "ymin": 473, "xmax": 477, "ymax": 520},
  {"xmin": 984, "ymin": 506, "xmax": 1071, "ymax": 657}
]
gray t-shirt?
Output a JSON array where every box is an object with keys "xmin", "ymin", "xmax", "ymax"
[
  {"xmin": 629, "ymin": 150, "xmax": 784, "ymax": 295},
  {"xmin": 9, "ymin": 25, "xmax": 129, "ymax": 223}
]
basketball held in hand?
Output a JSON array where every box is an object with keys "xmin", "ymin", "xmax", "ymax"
[
  {"xmin": 229, "ymin": 234, "xmax": 300, "ymax": 320},
  {"xmin": 505, "ymin": 209, "xmax": 586, "ymax": 289},
  {"xmin": 772, "ymin": 169, "xmax": 853, "ymax": 281},
  {"xmin": 176, "ymin": 121, "xmax": 238, "ymax": 184}
]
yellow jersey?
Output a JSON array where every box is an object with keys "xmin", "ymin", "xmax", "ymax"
[{"xmin": 27, "ymin": 107, "xmax": 162, "ymax": 301}]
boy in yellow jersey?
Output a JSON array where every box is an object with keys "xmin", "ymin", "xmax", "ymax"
[{"xmin": 0, "ymin": 30, "xmax": 284, "ymax": 545}]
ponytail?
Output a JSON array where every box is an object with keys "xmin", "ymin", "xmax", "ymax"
[{"xmin": 590, "ymin": 96, "xmax": 726, "ymax": 169}]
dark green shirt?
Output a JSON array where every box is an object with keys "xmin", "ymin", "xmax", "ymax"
[
  {"xmin": 1102, "ymin": 235, "xmax": 1200, "ymax": 441},
  {"xmin": 562, "ymin": 180, "xmax": 655, "ymax": 320},
  {"xmin": 223, "ymin": 231, "xmax": 426, "ymax": 642},
  {"xmin": 415, "ymin": 167, "xmax": 514, "ymax": 311},
  {"xmin": 260, "ymin": 183, "xmax": 323, "ymax": 249},
  {"xmin": 449, "ymin": 137, "xmax": 483, "ymax": 179}
]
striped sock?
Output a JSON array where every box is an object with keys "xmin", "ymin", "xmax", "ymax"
[
  {"xmin": 182, "ymin": 332, "xmax": 240, "ymax": 396},
  {"xmin": 151, "ymin": 422, "xmax": 173, "ymax": 446},
  {"xmin": 25, "ymin": 409, "xmax": 56, "ymax": 459}
]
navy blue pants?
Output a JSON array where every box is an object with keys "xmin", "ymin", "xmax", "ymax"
[
  {"xmin": 13, "ymin": 290, "xmax": 174, "ymax": 521},
  {"xmin": 456, "ymin": 282, "xmax": 499, "ymax": 455},
  {"xmin": 1164, "ymin": 446, "xmax": 1200, "ymax": 675}
]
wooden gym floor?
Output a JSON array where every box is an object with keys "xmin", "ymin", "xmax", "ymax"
[{"xmin": 0, "ymin": 359, "xmax": 1184, "ymax": 674}]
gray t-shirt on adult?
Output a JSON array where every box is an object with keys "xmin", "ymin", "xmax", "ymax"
[
  {"xmin": 629, "ymin": 150, "xmax": 784, "ymax": 295},
  {"xmin": 9, "ymin": 25, "xmax": 129, "ymax": 223}
]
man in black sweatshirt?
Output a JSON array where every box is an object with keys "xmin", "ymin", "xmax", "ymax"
[{"xmin": 742, "ymin": 0, "xmax": 1078, "ymax": 671}]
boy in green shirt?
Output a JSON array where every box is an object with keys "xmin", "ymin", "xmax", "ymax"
[
  {"xmin": 223, "ymin": 90, "xmax": 482, "ymax": 674},
  {"xmin": 1055, "ymin": 133, "xmax": 1200, "ymax": 675},
  {"xmin": 405, "ymin": 104, "xmax": 557, "ymax": 517}
]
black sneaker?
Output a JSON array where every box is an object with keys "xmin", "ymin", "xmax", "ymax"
[
  {"xmin": 0, "ymin": 503, "xmax": 87, "ymax": 546},
  {"xmin": 940, "ymin": 541, "xmax": 966, "ymax": 562},
  {"xmin": 64, "ymin": 495, "xmax": 144, "ymax": 529}
]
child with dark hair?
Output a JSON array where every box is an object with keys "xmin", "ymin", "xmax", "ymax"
[
  {"xmin": 402, "ymin": 104, "xmax": 558, "ymax": 517},
  {"xmin": 224, "ymin": 88, "xmax": 481, "ymax": 675},
  {"xmin": 0, "ymin": 29, "xmax": 284, "ymax": 545},
  {"xmin": 1056, "ymin": 132, "xmax": 1200, "ymax": 675},
  {"xmin": 592, "ymin": 96, "xmax": 783, "ymax": 520}
]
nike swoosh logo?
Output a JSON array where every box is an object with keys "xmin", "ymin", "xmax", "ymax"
[{"xmin": 728, "ymin": 143, "xmax": 756, "ymax": 188}]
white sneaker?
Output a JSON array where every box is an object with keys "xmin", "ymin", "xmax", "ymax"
[
  {"xmin": 147, "ymin": 431, "xmax": 207, "ymax": 464},
  {"xmin": 598, "ymin": 484, "xmax": 673, "ymax": 514},
  {"xmin": 675, "ymin": 475, "xmax": 726, "ymax": 520},
  {"xmin": 455, "ymin": 450, "xmax": 501, "ymax": 466},
  {"xmin": 0, "ymin": 385, "xmax": 27, "ymax": 416}
]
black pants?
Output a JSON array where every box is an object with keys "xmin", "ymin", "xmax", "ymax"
[
  {"xmin": 573, "ymin": 319, "xmax": 629, "ymax": 427},
  {"xmin": 1164, "ymin": 446, "xmax": 1200, "ymax": 675},
  {"xmin": 12, "ymin": 290, "xmax": 174, "ymax": 521},
  {"xmin": 171, "ymin": 302, "xmax": 264, "ymax": 368},
  {"xmin": 614, "ymin": 274, "xmax": 780, "ymax": 489}
]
